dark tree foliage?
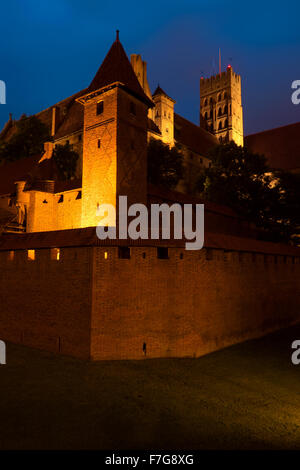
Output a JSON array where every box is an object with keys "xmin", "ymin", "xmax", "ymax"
[
  {"xmin": 147, "ymin": 138, "xmax": 184, "ymax": 190},
  {"xmin": 197, "ymin": 141, "xmax": 300, "ymax": 244},
  {"xmin": 273, "ymin": 171, "xmax": 300, "ymax": 245},
  {"xmin": 52, "ymin": 142, "xmax": 79, "ymax": 180},
  {"xmin": 0, "ymin": 115, "xmax": 50, "ymax": 163}
]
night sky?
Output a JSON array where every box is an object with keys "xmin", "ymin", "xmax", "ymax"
[{"xmin": 0, "ymin": 0, "xmax": 299, "ymax": 136}]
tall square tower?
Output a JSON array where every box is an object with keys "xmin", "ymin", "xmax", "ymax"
[{"xmin": 200, "ymin": 66, "xmax": 243, "ymax": 146}]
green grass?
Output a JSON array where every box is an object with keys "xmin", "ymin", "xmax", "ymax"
[{"xmin": 1, "ymin": 325, "xmax": 300, "ymax": 449}]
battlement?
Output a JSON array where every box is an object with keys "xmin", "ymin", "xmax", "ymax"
[{"xmin": 0, "ymin": 236, "xmax": 299, "ymax": 360}]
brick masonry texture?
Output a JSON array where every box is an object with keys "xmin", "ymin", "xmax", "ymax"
[{"xmin": 0, "ymin": 244, "xmax": 299, "ymax": 360}]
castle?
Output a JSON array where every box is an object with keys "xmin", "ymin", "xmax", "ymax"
[
  {"xmin": 0, "ymin": 33, "xmax": 299, "ymax": 361},
  {"xmin": 0, "ymin": 32, "xmax": 246, "ymax": 234}
]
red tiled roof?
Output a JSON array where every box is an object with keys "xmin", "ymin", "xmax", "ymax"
[
  {"xmin": 0, "ymin": 226, "xmax": 299, "ymax": 256},
  {"xmin": 54, "ymin": 178, "xmax": 81, "ymax": 193},
  {"xmin": 174, "ymin": 113, "xmax": 218, "ymax": 157},
  {"xmin": 147, "ymin": 183, "xmax": 236, "ymax": 218},
  {"xmin": 0, "ymin": 155, "xmax": 40, "ymax": 195},
  {"xmin": 88, "ymin": 38, "xmax": 153, "ymax": 107},
  {"xmin": 245, "ymin": 122, "xmax": 300, "ymax": 170}
]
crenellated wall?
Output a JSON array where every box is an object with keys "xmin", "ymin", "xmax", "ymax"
[{"xmin": 0, "ymin": 239, "xmax": 299, "ymax": 360}]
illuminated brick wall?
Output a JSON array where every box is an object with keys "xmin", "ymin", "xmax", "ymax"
[
  {"xmin": 27, "ymin": 190, "xmax": 82, "ymax": 232},
  {"xmin": 0, "ymin": 246, "xmax": 92, "ymax": 358},
  {"xmin": 0, "ymin": 243, "xmax": 299, "ymax": 360},
  {"xmin": 90, "ymin": 246, "xmax": 300, "ymax": 360}
]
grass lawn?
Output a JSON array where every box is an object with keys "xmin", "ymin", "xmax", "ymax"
[{"xmin": 1, "ymin": 325, "xmax": 300, "ymax": 449}]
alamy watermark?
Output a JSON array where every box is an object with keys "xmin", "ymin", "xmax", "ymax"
[
  {"xmin": 291, "ymin": 80, "xmax": 300, "ymax": 105},
  {"xmin": 0, "ymin": 340, "xmax": 6, "ymax": 365},
  {"xmin": 0, "ymin": 80, "xmax": 6, "ymax": 104},
  {"xmin": 96, "ymin": 196, "xmax": 204, "ymax": 250}
]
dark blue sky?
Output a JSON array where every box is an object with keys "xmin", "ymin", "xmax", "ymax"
[{"xmin": 0, "ymin": 0, "xmax": 299, "ymax": 135}]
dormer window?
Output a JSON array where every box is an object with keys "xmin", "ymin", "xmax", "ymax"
[{"xmin": 96, "ymin": 101, "xmax": 104, "ymax": 115}]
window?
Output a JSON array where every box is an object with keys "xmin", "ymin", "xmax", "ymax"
[
  {"xmin": 51, "ymin": 248, "xmax": 60, "ymax": 261},
  {"xmin": 218, "ymin": 93, "xmax": 221, "ymax": 102},
  {"xmin": 218, "ymin": 107, "xmax": 222, "ymax": 116},
  {"xmin": 218, "ymin": 122, "xmax": 222, "ymax": 130},
  {"xmin": 224, "ymin": 92, "xmax": 227, "ymax": 99},
  {"xmin": 130, "ymin": 102, "xmax": 136, "ymax": 115},
  {"xmin": 98, "ymin": 139, "xmax": 101, "ymax": 149},
  {"xmin": 204, "ymin": 112, "xmax": 208, "ymax": 119},
  {"xmin": 8, "ymin": 251, "xmax": 14, "ymax": 261},
  {"xmin": 58, "ymin": 194, "xmax": 64, "ymax": 203},
  {"xmin": 104, "ymin": 251, "xmax": 108, "ymax": 260},
  {"xmin": 96, "ymin": 101, "xmax": 104, "ymax": 115},
  {"xmin": 204, "ymin": 99, "xmax": 208, "ymax": 106},
  {"xmin": 118, "ymin": 246, "xmax": 131, "ymax": 259},
  {"xmin": 157, "ymin": 247, "xmax": 168, "ymax": 259},
  {"xmin": 224, "ymin": 104, "xmax": 228, "ymax": 114},
  {"xmin": 224, "ymin": 119, "xmax": 228, "ymax": 128},
  {"xmin": 28, "ymin": 250, "xmax": 35, "ymax": 261},
  {"xmin": 78, "ymin": 134, "xmax": 82, "ymax": 142}
]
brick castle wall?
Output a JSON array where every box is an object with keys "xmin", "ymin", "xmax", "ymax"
[
  {"xmin": 90, "ymin": 246, "xmax": 300, "ymax": 360},
  {"xmin": 1, "ymin": 243, "xmax": 299, "ymax": 361},
  {"xmin": 0, "ymin": 247, "xmax": 92, "ymax": 358}
]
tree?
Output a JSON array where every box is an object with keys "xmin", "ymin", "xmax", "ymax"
[
  {"xmin": 0, "ymin": 115, "xmax": 50, "ymax": 163},
  {"xmin": 197, "ymin": 141, "xmax": 299, "ymax": 244},
  {"xmin": 52, "ymin": 142, "xmax": 79, "ymax": 180},
  {"xmin": 147, "ymin": 138, "xmax": 184, "ymax": 190}
]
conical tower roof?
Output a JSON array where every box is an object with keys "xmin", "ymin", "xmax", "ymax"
[{"xmin": 88, "ymin": 32, "xmax": 153, "ymax": 107}]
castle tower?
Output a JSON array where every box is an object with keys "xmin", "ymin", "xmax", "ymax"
[
  {"xmin": 152, "ymin": 86, "xmax": 176, "ymax": 146},
  {"xmin": 200, "ymin": 66, "xmax": 243, "ymax": 146},
  {"xmin": 77, "ymin": 32, "xmax": 153, "ymax": 228},
  {"xmin": 130, "ymin": 54, "xmax": 152, "ymax": 100}
]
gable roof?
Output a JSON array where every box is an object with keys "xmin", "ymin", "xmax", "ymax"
[
  {"xmin": 0, "ymin": 155, "xmax": 40, "ymax": 196},
  {"xmin": 245, "ymin": 122, "xmax": 300, "ymax": 171},
  {"xmin": 88, "ymin": 37, "xmax": 153, "ymax": 107},
  {"xmin": 174, "ymin": 113, "xmax": 218, "ymax": 156}
]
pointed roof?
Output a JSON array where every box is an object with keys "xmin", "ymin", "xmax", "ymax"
[
  {"xmin": 153, "ymin": 85, "xmax": 175, "ymax": 102},
  {"xmin": 88, "ymin": 33, "xmax": 153, "ymax": 107}
]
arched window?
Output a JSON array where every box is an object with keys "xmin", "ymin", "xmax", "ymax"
[
  {"xmin": 204, "ymin": 112, "xmax": 208, "ymax": 119},
  {"xmin": 218, "ymin": 107, "xmax": 222, "ymax": 116},
  {"xmin": 218, "ymin": 121, "xmax": 222, "ymax": 130},
  {"xmin": 224, "ymin": 104, "xmax": 228, "ymax": 114},
  {"xmin": 210, "ymin": 97, "xmax": 213, "ymax": 104},
  {"xmin": 209, "ymin": 110, "xmax": 213, "ymax": 119},
  {"xmin": 218, "ymin": 93, "xmax": 221, "ymax": 102},
  {"xmin": 224, "ymin": 92, "xmax": 227, "ymax": 100},
  {"xmin": 204, "ymin": 98, "xmax": 208, "ymax": 106},
  {"xmin": 225, "ymin": 119, "xmax": 228, "ymax": 127}
]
